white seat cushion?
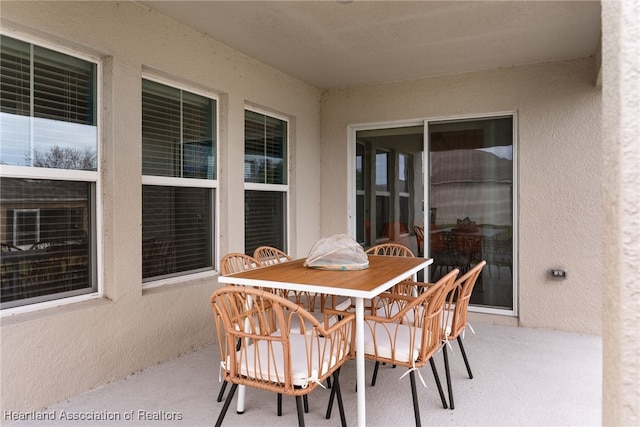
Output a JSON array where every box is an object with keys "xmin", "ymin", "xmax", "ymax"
[
  {"xmin": 231, "ymin": 334, "xmax": 338, "ymax": 388},
  {"xmin": 363, "ymin": 321, "xmax": 421, "ymax": 363}
]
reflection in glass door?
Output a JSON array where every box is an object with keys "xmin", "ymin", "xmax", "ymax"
[
  {"xmin": 353, "ymin": 116, "xmax": 515, "ymax": 312},
  {"xmin": 355, "ymin": 126, "xmax": 424, "ymax": 254},
  {"xmin": 428, "ymin": 116, "xmax": 514, "ymax": 310}
]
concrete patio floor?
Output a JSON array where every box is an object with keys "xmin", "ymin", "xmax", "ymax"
[{"xmin": 7, "ymin": 321, "xmax": 602, "ymax": 427}]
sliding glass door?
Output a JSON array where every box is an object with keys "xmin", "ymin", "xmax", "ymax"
[
  {"xmin": 353, "ymin": 115, "xmax": 515, "ymax": 312},
  {"xmin": 428, "ymin": 116, "xmax": 514, "ymax": 311}
]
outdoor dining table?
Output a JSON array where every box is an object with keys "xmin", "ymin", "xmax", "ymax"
[{"xmin": 217, "ymin": 254, "xmax": 433, "ymax": 427}]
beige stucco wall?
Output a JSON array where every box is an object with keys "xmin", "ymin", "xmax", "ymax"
[
  {"xmin": 320, "ymin": 58, "xmax": 603, "ymax": 334},
  {"xmin": 601, "ymin": 0, "xmax": 640, "ymax": 425},
  {"xmin": 0, "ymin": 1, "xmax": 322, "ymax": 417}
]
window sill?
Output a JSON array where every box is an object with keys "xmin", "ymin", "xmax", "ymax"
[
  {"xmin": 0, "ymin": 292, "xmax": 107, "ymax": 322},
  {"xmin": 142, "ymin": 270, "xmax": 219, "ymax": 294}
]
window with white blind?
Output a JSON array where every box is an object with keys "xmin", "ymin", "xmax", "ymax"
[
  {"xmin": 0, "ymin": 34, "xmax": 98, "ymax": 309},
  {"xmin": 244, "ymin": 109, "xmax": 288, "ymax": 256},
  {"xmin": 141, "ymin": 78, "xmax": 216, "ymax": 282}
]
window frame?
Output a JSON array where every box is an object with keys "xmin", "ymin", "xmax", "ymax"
[
  {"xmin": 0, "ymin": 32, "xmax": 102, "ymax": 314},
  {"xmin": 140, "ymin": 72, "xmax": 219, "ymax": 288},
  {"xmin": 243, "ymin": 106, "xmax": 290, "ymax": 255}
]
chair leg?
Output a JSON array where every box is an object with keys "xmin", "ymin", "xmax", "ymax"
[
  {"xmin": 409, "ymin": 370, "xmax": 422, "ymax": 427},
  {"xmin": 371, "ymin": 361, "xmax": 380, "ymax": 386},
  {"xmin": 457, "ymin": 336, "xmax": 473, "ymax": 379},
  {"xmin": 330, "ymin": 369, "xmax": 347, "ymax": 427},
  {"xmin": 295, "ymin": 395, "xmax": 306, "ymax": 427},
  {"xmin": 216, "ymin": 381, "xmax": 228, "ymax": 402},
  {"xmin": 303, "ymin": 395, "xmax": 309, "ymax": 413},
  {"xmin": 326, "ymin": 382, "xmax": 336, "ymax": 419},
  {"xmin": 443, "ymin": 343, "xmax": 454, "ymax": 410},
  {"xmin": 429, "ymin": 357, "xmax": 448, "ymax": 409},
  {"xmin": 277, "ymin": 393, "xmax": 282, "ymax": 416},
  {"xmin": 215, "ymin": 383, "xmax": 238, "ymax": 427}
]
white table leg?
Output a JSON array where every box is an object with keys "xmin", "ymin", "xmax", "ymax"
[
  {"xmin": 355, "ymin": 297, "xmax": 366, "ymax": 427},
  {"xmin": 236, "ymin": 385, "xmax": 245, "ymax": 413}
]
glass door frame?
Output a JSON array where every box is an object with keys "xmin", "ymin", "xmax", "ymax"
[{"xmin": 348, "ymin": 112, "xmax": 518, "ymax": 317}]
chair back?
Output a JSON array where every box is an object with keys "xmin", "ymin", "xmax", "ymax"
[
  {"xmin": 210, "ymin": 286, "xmax": 355, "ymax": 396},
  {"xmin": 253, "ymin": 246, "xmax": 293, "ymax": 266},
  {"xmin": 413, "ymin": 225, "xmax": 424, "ymax": 255},
  {"xmin": 444, "ymin": 260, "xmax": 486, "ymax": 340},
  {"xmin": 366, "ymin": 243, "xmax": 415, "ymax": 257},
  {"xmin": 366, "ymin": 268, "xmax": 458, "ymax": 368},
  {"xmin": 366, "ymin": 243, "xmax": 416, "ymax": 295},
  {"xmin": 220, "ymin": 253, "xmax": 262, "ymax": 275}
]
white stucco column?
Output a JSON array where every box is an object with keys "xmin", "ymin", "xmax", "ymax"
[{"xmin": 601, "ymin": 1, "xmax": 640, "ymax": 425}]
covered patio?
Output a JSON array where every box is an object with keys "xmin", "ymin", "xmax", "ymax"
[
  {"xmin": 1, "ymin": 2, "xmax": 638, "ymax": 427},
  {"xmin": 6, "ymin": 321, "xmax": 602, "ymax": 426}
]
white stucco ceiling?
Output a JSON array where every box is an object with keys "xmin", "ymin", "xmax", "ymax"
[{"xmin": 138, "ymin": 1, "xmax": 602, "ymax": 89}]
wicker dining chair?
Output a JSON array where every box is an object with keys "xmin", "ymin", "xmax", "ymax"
[
  {"xmin": 218, "ymin": 251, "xmax": 338, "ymax": 410},
  {"xmin": 216, "ymin": 253, "xmax": 263, "ymax": 403},
  {"xmin": 364, "ymin": 243, "xmax": 418, "ymax": 384},
  {"xmin": 220, "ymin": 253, "xmax": 263, "ymax": 275},
  {"xmin": 359, "ymin": 269, "xmax": 459, "ymax": 427},
  {"xmin": 365, "ymin": 243, "xmax": 416, "ymax": 295},
  {"xmin": 253, "ymin": 246, "xmax": 293, "ymax": 266},
  {"xmin": 210, "ymin": 286, "xmax": 355, "ymax": 427},
  {"xmin": 441, "ymin": 260, "xmax": 486, "ymax": 410},
  {"xmin": 254, "ymin": 246, "xmax": 350, "ymax": 322}
]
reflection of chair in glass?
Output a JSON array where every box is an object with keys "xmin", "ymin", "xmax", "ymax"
[
  {"xmin": 210, "ymin": 286, "xmax": 355, "ymax": 427},
  {"xmin": 29, "ymin": 241, "xmax": 59, "ymax": 250},
  {"xmin": 441, "ymin": 260, "xmax": 486, "ymax": 410},
  {"xmin": 1, "ymin": 244, "xmax": 23, "ymax": 301},
  {"xmin": 430, "ymin": 232, "xmax": 458, "ymax": 276},
  {"xmin": 481, "ymin": 237, "xmax": 512, "ymax": 278},
  {"xmin": 412, "ymin": 225, "xmax": 424, "ymax": 256},
  {"xmin": 361, "ymin": 269, "xmax": 459, "ymax": 424},
  {"xmin": 142, "ymin": 236, "xmax": 175, "ymax": 277},
  {"xmin": 1, "ymin": 243, "xmax": 22, "ymax": 252},
  {"xmin": 453, "ymin": 234, "xmax": 475, "ymax": 272}
]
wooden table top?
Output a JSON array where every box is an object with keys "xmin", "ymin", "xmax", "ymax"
[{"xmin": 218, "ymin": 255, "xmax": 432, "ymax": 298}]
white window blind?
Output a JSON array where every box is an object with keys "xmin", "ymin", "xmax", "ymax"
[
  {"xmin": 141, "ymin": 78, "xmax": 216, "ymax": 282},
  {"xmin": 1, "ymin": 35, "xmax": 97, "ymax": 170}
]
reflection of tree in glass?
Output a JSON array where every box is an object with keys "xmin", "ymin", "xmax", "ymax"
[{"xmin": 26, "ymin": 145, "xmax": 96, "ymax": 170}]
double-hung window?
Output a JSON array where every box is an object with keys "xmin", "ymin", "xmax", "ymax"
[
  {"xmin": 141, "ymin": 77, "xmax": 216, "ymax": 282},
  {"xmin": 244, "ymin": 109, "xmax": 288, "ymax": 255},
  {"xmin": 0, "ymin": 35, "xmax": 98, "ymax": 309}
]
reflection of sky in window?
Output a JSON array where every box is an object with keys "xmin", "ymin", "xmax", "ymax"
[
  {"xmin": 0, "ymin": 113, "xmax": 96, "ymax": 165},
  {"xmin": 376, "ymin": 152, "xmax": 387, "ymax": 186},
  {"xmin": 478, "ymin": 146, "xmax": 512, "ymax": 160},
  {"xmin": 399, "ymin": 154, "xmax": 408, "ymax": 181}
]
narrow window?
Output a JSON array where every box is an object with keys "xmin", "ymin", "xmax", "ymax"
[
  {"xmin": 141, "ymin": 78, "xmax": 216, "ymax": 282},
  {"xmin": 244, "ymin": 109, "xmax": 288, "ymax": 255}
]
